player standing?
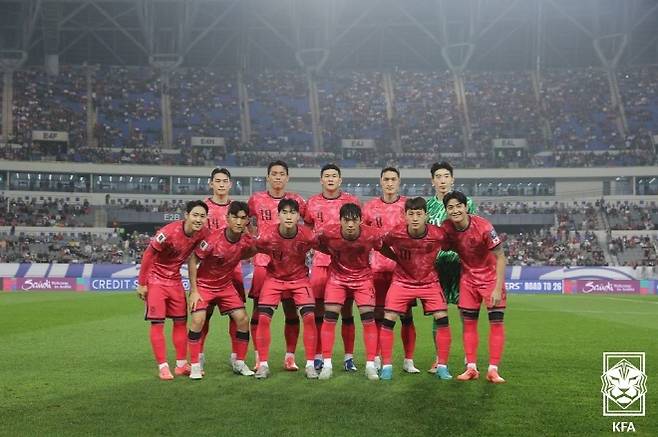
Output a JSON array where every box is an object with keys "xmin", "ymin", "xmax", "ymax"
[
  {"xmin": 378, "ymin": 197, "xmax": 453, "ymax": 380},
  {"xmin": 304, "ymin": 164, "xmax": 360, "ymax": 372},
  {"xmin": 253, "ymin": 199, "xmax": 319, "ymax": 379},
  {"xmin": 425, "ymin": 161, "xmax": 477, "ymax": 373},
  {"xmin": 441, "ymin": 191, "xmax": 507, "ymax": 384},
  {"xmin": 203, "ymin": 167, "xmax": 246, "ymax": 370},
  {"xmin": 362, "ymin": 167, "xmax": 419, "ymax": 373},
  {"xmin": 317, "ymin": 203, "xmax": 382, "ymax": 381},
  {"xmin": 248, "ymin": 161, "xmax": 307, "ymax": 371},
  {"xmin": 137, "ymin": 200, "xmax": 209, "ymax": 380},
  {"xmin": 187, "ymin": 201, "xmax": 256, "ymax": 379}
]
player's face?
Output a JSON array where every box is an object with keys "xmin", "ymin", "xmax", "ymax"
[
  {"xmin": 380, "ymin": 171, "xmax": 400, "ymax": 196},
  {"xmin": 445, "ymin": 199, "xmax": 468, "ymax": 225},
  {"xmin": 267, "ymin": 165, "xmax": 289, "ymax": 191},
  {"xmin": 185, "ymin": 206, "xmax": 208, "ymax": 232},
  {"xmin": 278, "ymin": 206, "xmax": 299, "ymax": 231},
  {"xmin": 405, "ymin": 209, "xmax": 427, "ymax": 232},
  {"xmin": 321, "ymin": 169, "xmax": 342, "ymax": 194},
  {"xmin": 432, "ymin": 169, "xmax": 454, "ymax": 196},
  {"xmin": 227, "ymin": 210, "xmax": 249, "ymax": 234},
  {"xmin": 210, "ymin": 173, "xmax": 232, "ymax": 197},
  {"xmin": 340, "ymin": 215, "xmax": 361, "ymax": 239}
]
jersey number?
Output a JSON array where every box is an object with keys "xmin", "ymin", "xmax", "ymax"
[
  {"xmin": 260, "ymin": 210, "xmax": 272, "ymax": 221},
  {"xmin": 399, "ymin": 248, "xmax": 411, "ymax": 261}
]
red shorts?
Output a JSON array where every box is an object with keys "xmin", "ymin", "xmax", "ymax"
[
  {"xmin": 258, "ymin": 277, "xmax": 315, "ymax": 308},
  {"xmin": 458, "ymin": 279, "xmax": 507, "ymax": 310},
  {"xmin": 248, "ymin": 264, "xmax": 267, "ymax": 299},
  {"xmin": 324, "ymin": 278, "xmax": 375, "ymax": 308},
  {"xmin": 194, "ymin": 283, "xmax": 245, "ymax": 315},
  {"xmin": 310, "ymin": 265, "xmax": 330, "ymax": 300},
  {"xmin": 385, "ymin": 282, "xmax": 447, "ymax": 315},
  {"xmin": 373, "ymin": 271, "xmax": 393, "ymax": 308},
  {"xmin": 144, "ymin": 278, "xmax": 187, "ymax": 321},
  {"xmin": 232, "ymin": 263, "xmax": 246, "ymax": 302}
]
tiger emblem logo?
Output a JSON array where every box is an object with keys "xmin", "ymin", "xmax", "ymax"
[{"xmin": 601, "ymin": 358, "xmax": 647, "ymax": 409}]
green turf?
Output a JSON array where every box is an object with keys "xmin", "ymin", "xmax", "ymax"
[{"xmin": 0, "ymin": 292, "xmax": 656, "ymax": 436}]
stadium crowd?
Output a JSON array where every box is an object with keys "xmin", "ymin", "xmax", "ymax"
[{"xmin": 3, "ymin": 65, "xmax": 657, "ymax": 168}]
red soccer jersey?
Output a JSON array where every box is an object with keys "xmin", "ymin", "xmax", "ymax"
[
  {"xmin": 362, "ymin": 195, "xmax": 407, "ymax": 272},
  {"xmin": 195, "ymin": 228, "xmax": 255, "ymax": 289},
  {"xmin": 318, "ymin": 224, "xmax": 382, "ymax": 282},
  {"xmin": 148, "ymin": 220, "xmax": 210, "ymax": 282},
  {"xmin": 441, "ymin": 215, "xmax": 502, "ymax": 285},
  {"xmin": 205, "ymin": 197, "xmax": 231, "ymax": 231},
  {"xmin": 255, "ymin": 225, "xmax": 317, "ymax": 281},
  {"xmin": 248, "ymin": 191, "xmax": 307, "ymax": 267},
  {"xmin": 383, "ymin": 224, "xmax": 447, "ymax": 288},
  {"xmin": 304, "ymin": 192, "xmax": 360, "ymax": 267}
]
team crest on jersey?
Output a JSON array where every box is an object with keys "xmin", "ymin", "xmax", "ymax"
[
  {"xmin": 156, "ymin": 233, "xmax": 166, "ymax": 243},
  {"xmin": 490, "ymin": 229, "xmax": 501, "ymax": 246}
]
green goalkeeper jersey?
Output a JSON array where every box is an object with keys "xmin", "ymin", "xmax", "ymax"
[{"xmin": 426, "ymin": 194, "xmax": 477, "ymax": 303}]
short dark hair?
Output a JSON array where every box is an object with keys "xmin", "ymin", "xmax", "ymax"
[
  {"xmin": 278, "ymin": 198, "xmax": 299, "ymax": 213},
  {"xmin": 339, "ymin": 203, "xmax": 361, "ymax": 220},
  {"xmin": 211, "ymin": 167, "xmax": 231, "ymax": 180},
  {"xmin": 267, "ymin": 160, "xmax": 289, "ymax": 175},
  {"xmin": 321, "ymin": 163, "xmax": 341, "ymax": 177},
  {"xmin": 404, "ymin": 197, "xmax": 427, "ymax": 212},
  {"xmin": 442, "ymin": 191, "xmax": 468, "ymax": 209},
  {"xmin": 430, "ymin": 161, "xmax": 453, "ymax": 178},
  {"xmin": 380, "ymin": 166, "xmax": 400, "ymax": 178},
  {"xmin": 227, "ymin": 200, "xmax": 249, "ymax": 216},
  {"xmin": 186, "ymin": 200, "xmax": 209, "ymax": 214}
]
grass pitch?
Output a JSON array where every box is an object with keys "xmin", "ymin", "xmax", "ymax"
[{"xmin": 1, "ymin": 292, "xmax": 656, "ymax": 436}]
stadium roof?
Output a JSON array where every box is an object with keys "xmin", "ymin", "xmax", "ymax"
[{"xmin": 0, "ymin": 0, "xmax": 656, "ymax": 70}]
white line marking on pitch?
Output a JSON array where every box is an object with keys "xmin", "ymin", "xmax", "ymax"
[
  {"xmin": 515, "ymin": 308, "xmax": 655, "ymax": 315},
  {"xmin": 599, "ymin": 297, "xmax": 658, "ymax": 305}
]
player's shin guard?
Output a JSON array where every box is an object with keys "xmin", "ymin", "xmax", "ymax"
[
  {"xmin": 149, "ymin": 322, "xmax": 167, "ymax": 364},
  {"xmin": 199, "ymin": 318, "xmax": 210, "ymax": 352},
  {"xmin": 360, "ymin": 311, "xmax": 378, "ymax": 361},
  {"xmin": 172, "ymin": 319, "xmax": 188, "ymax": 361},
  {"xmin": 400, "ymin": 315, "xmax": 416, "ymax": 360},
  {"xmin": 375, "ymin": 315, "xmax": 384, "ymax": 357},
  {"xmin": 434, "ymin": 317, "xmax": 451, "ymax": 365},
  {"xmin": 256, "ymin": 307, "xmax": 274, "ymax": 363},
  {"xmin": 488, "ymin": 311, "xmax": 505, "ymax": 366},
  {"xmin": 284, "ymin": 318, "xmax": 300, "ymax": 354},
  {"xmin": 250, "ymin": 313, "xmax": 259, "ymax": 354},
  {"xmin": 341, "ymin": 316, "xmax": 355, "ymax": 356},
  {"xmin": 462, "ymin": 310, "xmax": 480, "ymax": 364},
  {"xmin": 235, "ymin": 330, "xmax": 250, "ymax": 361},
  {"xmin": 321, "ymin": 311, "xmax": 339, "ymax": 359},
  {"xmin": 188, "ymin": 330, "xmax": 202, "ymax": 364},
  {"xmin": 379, "ymin": 319, "xmax": 396, "ymax": 366},
  {"xmin": 300, "ymin": 307, "xmax": 317, "ymax": 361}
]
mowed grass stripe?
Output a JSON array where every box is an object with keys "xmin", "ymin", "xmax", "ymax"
[{"xmin": 1, "ymin": 292, "xmax": 656, "ymax": 436}]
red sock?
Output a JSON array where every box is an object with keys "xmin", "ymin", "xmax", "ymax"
[
  {"xmin": 314, "ymin": 316, "xmax": 323, "ymax": 356},
  {"xmin": 489, "ymin": 322, "xmax": 505, "ymax": 366},
  {"xmin": 256, "ymin": 313, "xmax": 272, "ymax": 363},
  {"xmin": 375, "ymin": 319, "xmax": 383, "ymax": 357},
  {"xmin": 462, "ymin": 318, "xmax": 479, "ymax": 364},
  {"xmin": 250, "ymin": 314, "xmax": 259, "ymax": 356},
  {"xmin": 435, "ymin": 324, "xmax": 451, "ymax": 365},
  {"xmin": 301, "ymin": 312, "xmax": 317, "ymax": 361},
  {"xmin": 149, "ymin": 322, "xmax": 166, "ymax": 364},
  {"xmin": 341, "ymin": 317, "xmax": 355, "ymax": 355},
  {"xmin": 379, "ymin": 320, "xmax": 395, "ymax": 365},
  {"xmin": 172, "ymin": 320, "xmax": 188, "ymax": 361},
  {"xmin": 229, "ymin": 318, "xmax": 238, "ymax": 354},
  {"xmin": 235, "ymin": 330, "xmax": 250, "ymax": 361},
  {"xmin": 199, "ymin": 319, "xmax": 210, "ymax": 353},
  {"xmin": 321, "ymin": 315, "xmax": 338, "ymax": 359},
  {"xmin": 284, "ymin": 318, "xmax": 300, "ymax": 354},
  {"xmin": 400, "ymin": 318, "xmax": 416, "ymax": 360},
  {"xmin": 362, "ymin": 319, "xmax": 378, "ymax": 361},
  {"xmin": 188, "ymin": 330, "xmax": 202, "ymax": 364}
]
